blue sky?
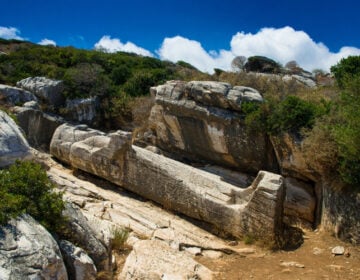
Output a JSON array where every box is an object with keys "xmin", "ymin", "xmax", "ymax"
[{"xmin": 1, "ymin": 0, "xmax": 360, "ymax": 72}]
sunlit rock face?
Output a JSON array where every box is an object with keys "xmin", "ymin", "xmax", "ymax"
[
  {"xmin": 148, "ymin": 80, "xmax": 279, "ymax": 174},
  {"xmin": 0, "ymin": 110, "xmax": 31, "ymax": 168},
  {"xmin": 50, "ymin": 123, "xmax": 285, "ymax": 241}
]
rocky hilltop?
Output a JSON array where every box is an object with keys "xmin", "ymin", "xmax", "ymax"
[{"xmin": 0, "ymin": 77, "xmax": 359, "ymax": 279}]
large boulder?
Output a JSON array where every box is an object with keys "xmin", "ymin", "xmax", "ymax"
[
  {"xmin": 0, "ymin": 84, "xmax": 37, "ymax": 105},
  {"xmin": 120, "ymin": 239, "xmax": 213, "ymax": 280},
  {"xmin": 0, "ymin": 110, "xmax": 31, "ymax": 168},
  {"xmin": 50, "ymin": 124, "xmax": 132, "ymax": 183},
  {"xmin": 13, "ymin": 106, "xmax": 64, "ymax": 150},
  {"xmin": 17, "ymin": 77, "xmax": 65, "ymax": 107},
  {"xmin": 62, "ymin": 202, "xmax": 109, "ymax": 270},
  {"xmin": 321, "ymin": 182, "xmax": 360, "ymax": 245},
  {"xmin": 65, "ymin": 97, "xmax": 99, "ymax": 124},
  {"xmin": 270, "ymin": 132, "xmax": 325, "ymax": 182},
  {"xmin": 50, "ymin": 123, "xmax": 285, "ymax": 241},
  {"xmin": 271, "ymin": 132, "xmax": 360, "ymax": 244},
  {"xmin": 59, "ymin": 240, "xmax": 97, "ymax": 280},
  {"xmin": 126, "ymin": 147, "xmax": 285, "ymax": 240},
  {"xmin": 149, "ymin": 80, "xmax": 278, "ymax": 174},
  {"xmin": 284, "ymin": 177, "xmax": 316, "ymax": 229},
  {"xmin": 0, "ymin": 214, "xmax": 68, "ymax": 280}
]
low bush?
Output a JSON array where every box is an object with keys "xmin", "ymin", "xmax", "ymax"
[
  {"xmin": 0, "ymin": 161, "xmax": 65, "ymax": 231},
  {"xmin": 110, "ymin": 226, "xmax": 130, "ymax": 252},
  {"xmin": 244, "ymin": 95, "xmax": 326, "ymax": 135}
]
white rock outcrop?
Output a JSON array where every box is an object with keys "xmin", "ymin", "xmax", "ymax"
[
  {"xmin": 17, "ymin": 77, "xmax": 65, "ymax": 107},
  {"xmin": 120, "ymin": 239, "xmax": 213, "ymax": 280},
  {"xmin": 0, "ymin": 84, "xmax": 37, "ymax": 105},
  {"xmin": 148, "ymin": 80, "xmax": 278, "ymax": 173},
  {"xmin": 0, "ymin": 110, "xmax": 31, "ymax": 167},
  {"xmin": 0, "ymin": 215, "xmax": 68, "ymax": 280},
  {"xmin": 59, "ymin": 240, "xmax": 97, "ymax": 280},
  {"xmin": 50, "ymin": 123, "xmax": 285, "ymax": 241}
]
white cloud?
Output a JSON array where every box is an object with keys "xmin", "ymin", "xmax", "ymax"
[
  {"xmin": 0, "ymin": 26, "xmax": 24, "ymax": 40},
  {"xmin": 38, "ymin": 38, "xmax": 56, "ymax": 46},
  {"xmin": 157, "ymin": 36, "xmax": 233, "ymax": 73},
  {"xmin": 158, "ymin": 26, "xmax": 360, "ymax": 73},
  {"xmin": 94, "ymin": 35, "xmax": 153, "ymax": 57}
]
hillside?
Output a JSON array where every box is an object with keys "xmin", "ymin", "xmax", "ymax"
[
  {"xmin": 0, "ymin": 39, "xmax": 209, "ymax": 128},
  {"xmin": 0, "ymin": 38, "xmax": 359, "ymax": 279}
]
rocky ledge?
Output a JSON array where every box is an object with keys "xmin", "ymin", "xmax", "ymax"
[{"xmin": 50, "ymin": 123, "xmax": 285, "ymax": 241}]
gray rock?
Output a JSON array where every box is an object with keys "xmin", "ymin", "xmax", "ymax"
[
  {"xmin": 331, "ymin": 246, "xmax": 345, "ymax": 255},
  {"xmin": 62, "ymin": 202, "xmax": 109, "ymax": 270},
  {"xmin": 0, "ymin": 84, "xmax": 37, "ymax": 105},
  {"xmin": 65, "ymin": 97, "xmax": 99, "ymax": 124},
  {"xmin": 149, "ymin": 80, "xmax": 277, "ymax": 174},
  {"xmin": 270, "ymin": 132, "xmax": 319, "ymax": 182},
  {"xmin": 271, "ymin": 133, "xmax": 360, "ymax": 245},
  {"xmin": 291, "ymin": 74, "xmax": 317, "ymax": 88},
  {"xmin": 50, "ymin": 123, "xmax": 285, "ymax": 241},
  {"xmin": 280, "ymin": 261, "xmax": 305, "ymax": 268},
  {"xmin": 23, "ymin": 100, "xmax": 40, "ymax": 109},
  {"xmin": 0, "ymin": 214, "xmax": 68, "ymax": 280},
  {"xmin": 47, "ymin": 167, "xmax": 238, "ymax": 255},
  {"xmin": 322, "ymin": 183, "xmax": 360, "ymax": 245},
  {"xmin": 13, "ymin": 107, "xmax": 64, "ymax": 150},
  {"xmin": 0, "ymin": 110, "xmax": 31, "ymax": 168},
  {"xmin": 59, "ymin": 240, "xmax": 97, "ymax": 280},
  {"xmin": 50, "ymin": 123, "xmax": 131, "ymax": 182},
  {"xmin": 17, "ymin": 77, "xmax": 65, "ymax": 107},
  {"xmin": 120, "ymin": 239, "xmax": 213, "ymax": 280},
  {"xmin": 284, "ymin": 177, "xmax": 316, "ymax": 228}
]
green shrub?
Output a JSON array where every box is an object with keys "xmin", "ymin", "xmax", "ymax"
[
  {"xmin": 332, "ymin": 75, "xmax": 360, "ymax": 185},
  {"xmin": 110, "ymin": 226, "xmax": 130, "ymax": 251},
  {"xmin": 0, "ymin": 161, "xmax": 65, "ymax": 231},
  {"xmin": 331, "ymin": 56, "xmax": 360, "ymax": 88},
  {"xmin": 266, "ymin": 95, "xmax": 319, "ymax": 134},
  {"xmin": 244, "ymin": 95, "xmax": 324, "ymax": 135},
  {"xmin": 244, "ymin": 56, "xmax": 283, "ymax": 74}
]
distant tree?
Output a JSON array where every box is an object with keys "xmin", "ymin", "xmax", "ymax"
[
  {"xmin": 244, "ymin": 56, "xmax": 282, "ymax": 73},
  {"xmin": 231, "ymin": 56, "xmax": 247, "ymax": 72},
  {"xmin": 214, "ymin": 68, "xmax": 224, "ymax": 76},
  {"xmin": 312, "ymin": 68, "xmax": 326, "ymax": 76}
]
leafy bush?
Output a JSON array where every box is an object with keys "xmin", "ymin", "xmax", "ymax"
[
  {"xmin": 0, "ymin": 39, "xmax": 204, "ymax": 129},
  {"xmin": 0, "ymin": 161, "xmax": 65, "ymax": 231},
  {"xmin": 303, "ymin": 57, "xmax": 360, "ymax": 187},
  {"xmin": 244, "ymin": 95, "xmax": 324, "ymax": 135},
  {"xmin": 332, "ymin": 75, "xmax": 360, "ymax": 185},
  {"xmin": 331, "ymin": 56, "xmax": 360, "ymax": 88},
  {"xmin": 266, "ymin": 96, "xmax": 320, "ymax": 134}
]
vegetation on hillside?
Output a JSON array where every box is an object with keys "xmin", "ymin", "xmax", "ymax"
[
  {"xmin": 1, "ymin": 39, "xmax": 359, "ymax": 188},
  {"xmin": 0, "ymin": 161, "xmax": 66, "ymax": 231},
  {"xmin": 0, "ymin": 38, "xmax": 209, "ymax": 128},
  {"xmin": 306, "ymin": 56, "xmax": 360, "ymax": 185}
]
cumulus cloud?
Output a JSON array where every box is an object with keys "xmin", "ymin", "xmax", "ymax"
[
  {"xmin": 158, "ymin": 26, "xmax": 360, "ymax": 73},
  {"xmin": 94, "ymin": 35, "xmax": 153, "ymax": 57},
  {"xmin": 38, "ymin": 38, "xmax": 56, "ymax": 46},
  {"xmin": 157, "ymin": 36, "xmax": 233, "ymax": 72},
  {"xmin": 0, "ymin": 26, "xmax": 24, "ymax": 40}
]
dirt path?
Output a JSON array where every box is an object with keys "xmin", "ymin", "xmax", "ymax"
[{"xmin": 196, "ymin": 230, "xmax": 360, "ymax": 279}]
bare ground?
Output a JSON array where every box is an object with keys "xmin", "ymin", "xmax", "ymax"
[{"xmin": 196, "ymin": 229, "xmax": 360, "ymax": 280}]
